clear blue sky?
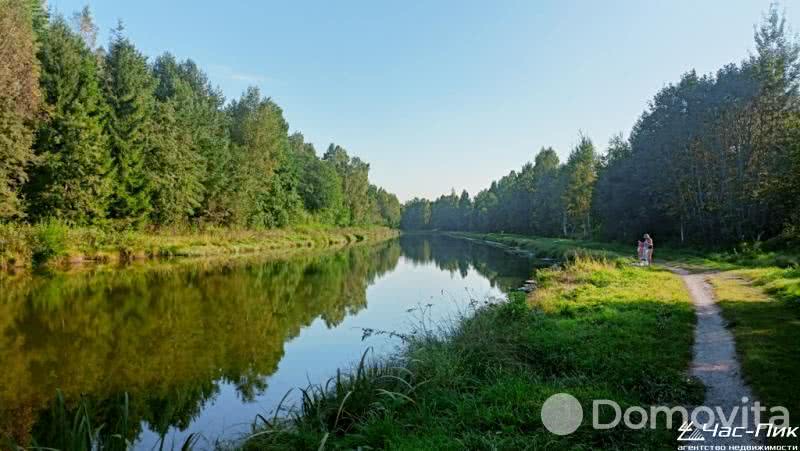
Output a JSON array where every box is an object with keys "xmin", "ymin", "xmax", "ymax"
[{"xmin": 47, "ymin": 0, "xmax": 800, "ymax": 201}]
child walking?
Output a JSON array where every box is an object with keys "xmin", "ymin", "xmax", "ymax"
[{"xmin": 637, "ymin": 240, "xmax": 646, "ymax": 265}]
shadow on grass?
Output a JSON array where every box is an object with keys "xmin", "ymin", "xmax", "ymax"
[{"xmin": 713, "ymin": 273, "xmax": 800, "ymax": 445}]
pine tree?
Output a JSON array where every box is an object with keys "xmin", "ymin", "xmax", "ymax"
[
  {"xmin": 147, "ymin": 54, "xmax": 215, "ymax": 225},
  {"xmin": 25, "ymin": 0, "xmax": 48, "ymax": 38},
  {"xmin": 148, "ymin": 95, "xmax": 205, "ymax": 225},
  {"xmin": 27, "ymin": 17, "xmax": 112, "ymax": 224},
  {"xmin": 104, "ymin": 25, "xmax": 156, "ymax": 226},
  {"xmin": 153, "ymin": 57, "xmax": 232, "ymax": 225}
]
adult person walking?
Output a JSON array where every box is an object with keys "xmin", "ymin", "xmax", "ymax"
[{"xmin": 643, "ymin": 233, "xmax": 654, "ymax": 265}]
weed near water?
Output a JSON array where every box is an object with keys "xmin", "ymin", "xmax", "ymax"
[
  {"xmin": 5, "ymin": 390, "xmax": 201, "ymax": 451},
  {"xmin": 241, "ymin": 349, "xmax": 419, "ymax": 451}
]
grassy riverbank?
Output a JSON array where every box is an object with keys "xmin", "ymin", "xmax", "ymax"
[
  {"xmin": 0, "ymin": 222, "xmax": 398, "ymax": 270},
  {"xmin": 236, "ymin": 232, "xmax": 800, "ymax": 449},
  {"xmin": 238, "ymin": 255, "xmax": 700, "ymax": 450},
  {"xmin": 458, "ymin": 232, "xmax": 800, "ymax": 437},
  {"xmin": 449, "ymin": 231, "xmax": 800, "ymax": 270}
]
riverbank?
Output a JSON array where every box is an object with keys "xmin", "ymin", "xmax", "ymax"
[
  {"xmin": 448, "ymin": 231, "xmax": 800, "ymax": 269},
  {"xmin": 234, "ymin": 232, "xmax": 800, "ymax": 449},
  {"xmin": 453, "ymin": 232, "xmax": 800, "ymax": 444},
  {"xmin": 0, "ymin": 222, "xmax": 398, "ymax": 270},
  {"xmin": 237, "ymin": 254, "xmax": 701, "ymax": 450}
]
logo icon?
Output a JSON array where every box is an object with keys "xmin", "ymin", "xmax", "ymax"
[
  {"xmin": 541, "ymin": 393, "xmax": 583, "ymax": 435},
  {"xmin": 677, "ymin": 422, "xmax": 705, "ymax": 441}
]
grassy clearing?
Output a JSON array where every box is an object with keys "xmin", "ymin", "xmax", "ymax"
[
  {"xmin": 710, "ymin": 269, "xmax": 800, "ymax": 441},
  {"xmin": 0, "ymin": 222, "xmax": 398, "ymax": 270},
  {"xmin": 237, "ymin": 255, "xmax": 700, "ymax": 450},
  {"xmin": 450, "ymin": 232, "xmax": 800, "ymax": 271}
]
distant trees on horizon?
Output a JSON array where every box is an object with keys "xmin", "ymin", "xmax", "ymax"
[
  {"xmin": 402, "ymin": 4, "xmax": 800, "ymax": 246},
  {"xmin": 4, "ymin": 2, "xmax": 799, "ymax": 244},
  {"xmin": 0, "ymin": 1, "xmax": 401, "ymax": 230}
]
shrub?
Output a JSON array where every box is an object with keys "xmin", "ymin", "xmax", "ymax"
[{"xmin": 31, "ymin": 220, "xmax": 69, "ymax": 264}]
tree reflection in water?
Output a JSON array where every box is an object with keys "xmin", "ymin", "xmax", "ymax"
[{"xmin": 0, "ymin": 234, "xmax": 534, "ymax": 447}]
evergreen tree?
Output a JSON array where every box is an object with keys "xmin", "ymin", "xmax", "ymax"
[
  {"xmin": 104, "ymin": 25, "xmax": 156, "ymax": 226},
  {"xmin": 148, "ymin": 54, "xmax": 211, "ymax": 225},
  {"xmin": 27, "ymin": 17, "xmax": 112, "ymax": 224},
  {"xmin": 24, "ymin": 0, "xmax": 48, "ymax": 38},
  {"xmin": 147, "ymin": 96, "xmax": 205, "ymax": 225},
  {"xmin": 161, "ymin": 58, "xmax": 232, "ymax": 225}
]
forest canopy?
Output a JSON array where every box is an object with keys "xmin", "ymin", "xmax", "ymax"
[
  {"xmin": 0, "ymin": 1, "xmax": 401, "ymax": 230},
  {"xmin": 402, "ymin": 4, "xmax": 800, "ymax": 246}
]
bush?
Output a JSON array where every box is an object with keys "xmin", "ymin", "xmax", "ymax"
[{"xmin": 31, "ymin": 220, "xmax": 69, "ymax": 264}]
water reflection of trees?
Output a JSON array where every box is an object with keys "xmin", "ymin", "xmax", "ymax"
[
  {"xmin": 399, "ymin": 234, "xmax": 535, "ymax": 292},
  {"xmin": 0, "ymin": 239, "xmax": 401, "ymax": 446}
]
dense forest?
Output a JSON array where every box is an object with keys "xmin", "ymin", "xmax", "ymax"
[
  {"xmin": 4, "ymin": 1, "xmax": 800, "ymax": 246},
  {"xmin": 402, "ymin": 5, "xmax": 800, "ymax": 246},
  {"xmin": 0, "ymin": 1, "xmax": 401, "ymax": 230}
]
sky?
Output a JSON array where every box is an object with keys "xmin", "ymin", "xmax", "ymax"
[{"xmin": 47, "ymin": 0, "xmax": 800, "ymax": 201}]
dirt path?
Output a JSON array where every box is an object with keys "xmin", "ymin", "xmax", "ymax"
[{"xmin": 676, "ymin": 269, "xmax": 762, "ymax": 446}]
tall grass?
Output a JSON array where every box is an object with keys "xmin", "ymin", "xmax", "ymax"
[
  {"xmin": 241, "ymin": 348, "xmax": 419, "ymax": 450},
  {"xmin": 19, "ymin": 391, "xmax": 130, "ymax": 451},
  {"xmin": 10, "ymin": 391, "xmax": 200, "ymax": 451}
]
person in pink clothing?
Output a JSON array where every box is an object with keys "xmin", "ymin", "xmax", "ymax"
[
  {"xmin": 637, "ymin": 240, "xmax": 645, "ymax": 264},
  {"xmin": 643, "ymin": 233, "xmax": 654, "ymax": 265}
]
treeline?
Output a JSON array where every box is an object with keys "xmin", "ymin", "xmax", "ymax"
[
  {"xmin": 0, "ymin": 1, "xmax": 401, "ymax": 230},
  {"xmin": 402, "ymin": 5, "xmax": 800, "ymax": 246}
]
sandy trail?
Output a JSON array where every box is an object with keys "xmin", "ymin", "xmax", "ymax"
[{"xmin": 676, "ymin": 269, "xmax": 763, "ymax": 446}]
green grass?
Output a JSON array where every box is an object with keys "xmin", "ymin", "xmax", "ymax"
[
  {"xmin": 0, "ymin": 222, "xmax": 398, "ymax": 270},
  {"xmin": 710, "ymin": 269, "xmax": 800, "ymax": 443},
  {"xmin": 237, "ymin": 256, "xmax": 701, "ymax": 450}
]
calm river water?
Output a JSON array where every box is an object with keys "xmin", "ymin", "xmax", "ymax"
[{"xmin": 0, "ymin": 234, "xmax": 537, "ymax": 449}]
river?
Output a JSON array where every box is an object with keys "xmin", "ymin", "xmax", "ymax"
[{"xmin": 0, "ymin": 233, "xmax": 538, "ymax": 449}]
